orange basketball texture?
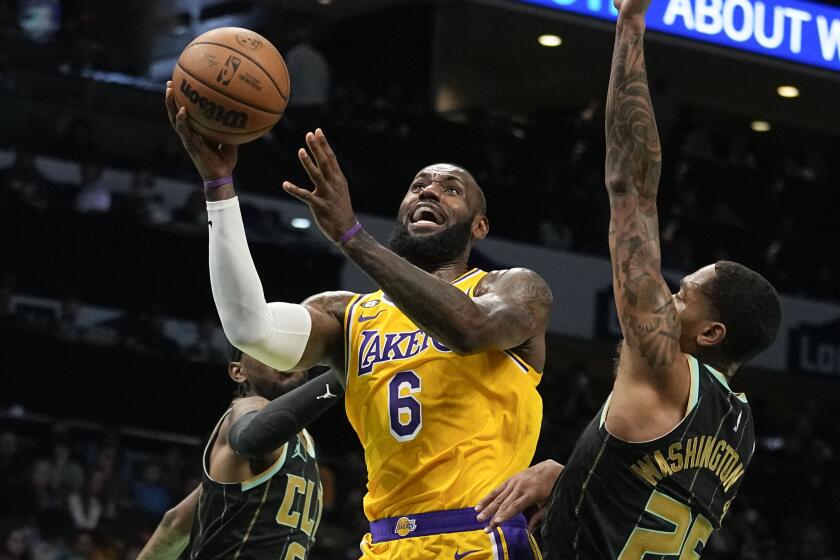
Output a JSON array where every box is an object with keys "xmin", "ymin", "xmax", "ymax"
[{"xmin": 172, "ymin": 27, "xmax": 289, "ymax": 145}]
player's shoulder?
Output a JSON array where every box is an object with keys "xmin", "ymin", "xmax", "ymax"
[
  {"xmin": 476, "ymin": 268, "xmax": 553, "ymax": 301},
  {"xmin": 302, "ymin": 290, "xmax": 358, "ymax": 317}
]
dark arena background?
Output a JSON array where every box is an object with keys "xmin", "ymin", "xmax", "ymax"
[{"xmin": 1, "ymin": 0, "xmax": 839, "ymax": 558}]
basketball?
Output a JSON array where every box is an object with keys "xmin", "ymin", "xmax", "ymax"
[{"xmin": 171, "ymin": 27, "xmax": 289, "ymax": 145}]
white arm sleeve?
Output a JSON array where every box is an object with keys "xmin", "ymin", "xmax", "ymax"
[{"xmin": 207, "ymin": 197, "xmax": 311, "ymax": 371}]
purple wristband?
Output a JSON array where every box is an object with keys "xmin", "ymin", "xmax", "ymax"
[
  {"xmin": 203, "ymin": 175, "xmax": 233, "ymax": 190},
  {"xmin": 338, "ymin": 221, "xmax": 363, "ymax": 244}
]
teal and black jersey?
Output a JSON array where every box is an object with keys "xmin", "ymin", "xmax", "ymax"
[
  {"xmin": 542, "ymin": 355, "xmax": 755, "ymax": 559},
  {"xmin": 187, "ymin": 410, "xmax": 322, "ymax": 560}
]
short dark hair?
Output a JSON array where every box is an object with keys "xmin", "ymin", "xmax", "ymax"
[{"xmin": 702, "ymin": 261, "xmax": 781, "ymax": 365}]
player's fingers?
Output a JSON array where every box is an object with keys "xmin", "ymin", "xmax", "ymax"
[
  {"xmin": 164, "ymin": 87, "xmax": 178, "ymax": 128},
  {"xmin": 298, "ymin": 148, "xmax": 325, "ymax": 187},
  {"xmin": 282, "ymin": 181, "xmax": 316, "ymax": 204},
  {"xmin": 476, "ymin": 483, "xmax": 505, "ymax": 514},
  {"xmin": 174, "ymin": 107, "xmax": 195, "ymax": 144},
  {"xmin": 479, "ymin": 485, "xmax": 516, "ymax": 529},
  {"xmin": 493, "ymin": 493, "xmax": 527, "ymax": 525},
  {"xmin": 476, "ymin": 480, "xmax": 511, "ymax": 521},
  {"xmin": 314, "ymin": 128, "xmax": 341, "ymax": 175},
  {"xmin": 305, "ymin": 131, "xmax": 332, "ymax": 177},
  {"xmin": 175, "ymin": 108, "xmax": 208, "ymax": 155}
]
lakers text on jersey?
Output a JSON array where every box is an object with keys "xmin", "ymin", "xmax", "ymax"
[{"xmin": 343, "ymin": 268, "xmax": 544, "ymax": 559}]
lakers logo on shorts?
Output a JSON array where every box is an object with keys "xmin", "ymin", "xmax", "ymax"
[{"xmin": 394, "ymin": 517, "xmax": 417, "ymax": 537}]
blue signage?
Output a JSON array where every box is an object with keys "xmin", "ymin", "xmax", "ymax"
[{"xmin": 520, "ymin": 0, "xmax": 840, "ymax": 72}]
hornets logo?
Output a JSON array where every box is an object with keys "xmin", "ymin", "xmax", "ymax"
[{"xmin": 394, "ymin": 517, "xmax": 417, "ymax": 537}]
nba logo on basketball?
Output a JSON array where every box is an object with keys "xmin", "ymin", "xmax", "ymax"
[
  {"xmin": 216, "ymin": 56, "xmax": 241, "ymax": 86},
  {"xmin": 394, "ymin": 517, "xmax": 416, "ymax": 537}
]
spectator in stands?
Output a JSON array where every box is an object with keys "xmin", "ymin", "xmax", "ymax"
[
  {"xmin": 129, "ymin": 462, "xmax": 171, "ymax": 520},
  {"xmin": 160, "ymin": 447, "xmax": 188, "ymax": 500},
  {"xmin": 67, "ymin": 531, "xmax": 96, "ymax": 560},
  {"xmin": 284, "ymin": 29, "xmax": 331, "ymax": 135},
  {"xmin": 48, "ymin": 438, "xmax": 83, "ymax": 501},
  {"xmin": 74, "ymin": 163, "xmax": 110, "ymax": 214},
  {"xmin": 0, "ymin": 429, "xmax": 24, "ymax": 517},
  {"xmin": 538, "ymin": 206, "xmax": 574, "ymax": 251},
  {"xmin": 21, "ymin": 459, "xmax": 59, "ymax": 517},
  {"xmin": 29, "ymin": 508, "xmax": 74, "ymax": 560},
  {"xmin": 67, "ymin": 469, "xmax": 113, "ymax": 531},
  {"xmin": 0, "ymin": 528, "xmax": 31, "ymax": 560}
]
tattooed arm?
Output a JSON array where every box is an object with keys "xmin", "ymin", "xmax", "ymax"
[{"xmin": 604, "ymin": 0, "xmax": 690, "ymax": 440}]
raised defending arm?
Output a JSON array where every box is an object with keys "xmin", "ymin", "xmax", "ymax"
[{"xmin": 605, "ymin": 0, "xmax": 681, "ymax": 378}]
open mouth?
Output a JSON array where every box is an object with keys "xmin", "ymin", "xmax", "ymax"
[{"xmin": 409, "ymin": 205, "xmax": 445, "ymax": 227}]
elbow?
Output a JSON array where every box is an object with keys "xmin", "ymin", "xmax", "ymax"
[
  {"xmin": 446, "ymin": 325, "xmax": 490, "ymax": 356},
  {"xmin": 448, "ymin": 341, "xmax": 480, "ymax": 356},
  {"xmin": 224, "ymin": 331, "xmax": 261, "ymax": 354},
  {"xmin": 219, "ymin": 315, "xmax": 265, "ymax": 350}
]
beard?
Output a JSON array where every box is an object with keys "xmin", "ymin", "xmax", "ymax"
[{"xmin": 388, "ymin": 220, "xmax": 473, "ymax": 268}]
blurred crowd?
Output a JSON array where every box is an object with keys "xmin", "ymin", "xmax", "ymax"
[
  {"xmin": 0, "ymin": 417, "xmax": 368, "ymax": 560},
  {"xmin": 0, "ymin": 154, "xmax": 307, "ymax": 247},
  {"xmin": 0, "ymin": 270, "xmax": 227, "ymax": 366},
  {"xmin": 1, "ymin": 363, "xmax": 838, "ymax": 560},
  {"xmin": 2, "ymin": 87, "xmax": 838, "ymax": 306}
]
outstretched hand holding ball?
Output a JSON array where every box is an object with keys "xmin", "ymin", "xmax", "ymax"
[
  {"xmin": 165, "ymin": 82, "xmax": 238, "ymax": 182},
  {"xmin": 171, "ymin": 27, "xmax": 290, "ymax": 145}
]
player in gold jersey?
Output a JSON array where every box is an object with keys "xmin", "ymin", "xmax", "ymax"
[{"xmin": 165, "ymin": 84, "xmax": 552, "ymax": 560}]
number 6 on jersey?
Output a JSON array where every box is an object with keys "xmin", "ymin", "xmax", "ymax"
[{"xmin": 388, "ymin": 370, "xmax": 422, "ymax": 441}]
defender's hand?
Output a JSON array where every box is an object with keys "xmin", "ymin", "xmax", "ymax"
[
  {"xmin": 283, "ymin": 129, "xmax": 358, "ymax": 243},
  {"xmin": 475, "ymin": 460, "xmax": 564, "ymax": 532},
  {"xmin": 614, "ymin": 0, "xmax": 652, "ymax": 22},
  {"xmin": 164, "ymin": 81, "xmax": 238, "ymax": 181}
]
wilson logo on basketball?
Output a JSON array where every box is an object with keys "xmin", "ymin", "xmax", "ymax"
[
  {"xmin": 235, "ymin": 33, "xmax": 264, "ymax": 50},
  {"xmin": 216, "ymin": 56, "xmax": 241, "ymax": 86},
  {"xmin": 179, "ymin": 79, "xmax": 248, "ymax": 129}
]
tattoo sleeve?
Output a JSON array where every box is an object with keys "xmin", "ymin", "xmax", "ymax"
[
  {"xmin": 340, "ymin": 233, "xmax": 551, "ymax": 356},
  {"xmin": 605, "ymin": 19, "xmax": 680, "ymax": 371}
]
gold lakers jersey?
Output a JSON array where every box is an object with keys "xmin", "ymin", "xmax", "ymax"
[{"xmin": 343, "ymin": 268, "xmax": 543, "ymax": 521}]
